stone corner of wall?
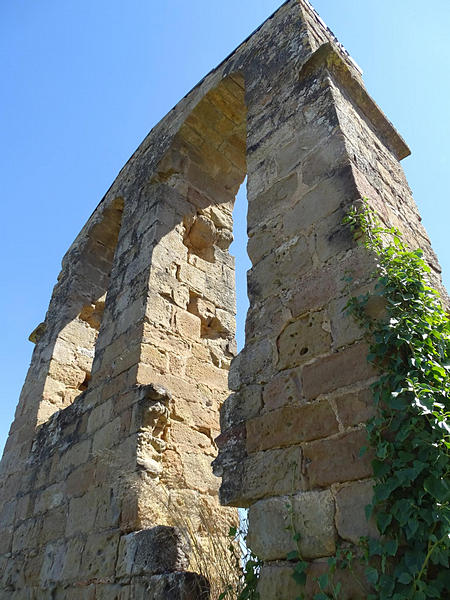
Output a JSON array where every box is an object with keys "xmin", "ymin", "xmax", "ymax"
[{"xmin": 300, "ymin": 41, "xmax": 411, "ymax": 162}]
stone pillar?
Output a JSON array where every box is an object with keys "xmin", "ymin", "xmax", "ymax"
[{"xmin": 214, "ymin": 33, "xmax": 448, "ymax": 600}]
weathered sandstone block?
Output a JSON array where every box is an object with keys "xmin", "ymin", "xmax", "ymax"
[
  {"xmin": 302, "ymin": 429, "xmax": 373, "ymax": 488},
  {"xmin": 247, "ymin": 490, "xmax": 336, "ymax": 560},
  {"xmin": 246, "ymin": 399, "xmax": 338, "ymax": 453},
  {"xmin": 117, "ymin": 526, "xmax": 190, "ymax": 576},
  {"xmin": 335, "ymin": 479, "xmax": 379, "ymax": 543}
]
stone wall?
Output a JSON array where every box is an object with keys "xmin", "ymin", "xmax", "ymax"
[{"xmin": 1, "ymin": 1, "xmax": 447, "ymax": 598}]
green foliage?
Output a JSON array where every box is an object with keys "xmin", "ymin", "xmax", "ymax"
[
  {"xmin": 310, "ymin": 544, "xmax": 366, "ymax": 600},
  {"xmin": 285, "ymin": 501, "xmax": 308, "ymax": 599},
  {"xmin": 286, "ymin": 500, "xmax": 357, "ymax": 600},
  {"xmin": 219, "ymin": 524, "xmax": 262, "ymax": 600},
  {"xmin": 342, "ymin": 200, "xmax": 450, "ymax": 599},
  {"xmin": 223, "ymin": 199, "xmax": 449, "ymax": 600},
  {"xmin": 312, "ymin": 546, "xmax": 355, "ymax": 600},
  {"xmin": 237, "ymin": 554, "xmax": 262, "ymax": 600}
]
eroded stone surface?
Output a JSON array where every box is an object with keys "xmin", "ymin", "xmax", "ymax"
[
  {"xmin": 335, "ymin": 479, "xmax": 379, "ymax": 543},
  {"xmin": 116, "ymin": 526, "xmax": 190, "ymax": 576},
  {"xmin": 247, "ymin": 490, "xmax": 336, "ymax": 560}
]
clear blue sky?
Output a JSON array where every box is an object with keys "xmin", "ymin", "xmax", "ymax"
[{"xmin": 1, "ymin": 0, "xmax": 449, "ymax": 455}]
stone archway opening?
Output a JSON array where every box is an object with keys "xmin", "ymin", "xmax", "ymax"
[
  {"xmin": 130, "ymin": 74, "xmax": 249, "ymax": 592},
  {"xmin": 33, "ymin": 196, "xmax": 125, "ymax": 421}
]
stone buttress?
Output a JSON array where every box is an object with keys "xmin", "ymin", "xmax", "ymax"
[{"xmin": 0, "ymin": 1, "xmax": 447, "ymax": 598}]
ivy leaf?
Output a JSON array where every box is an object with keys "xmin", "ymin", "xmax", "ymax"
[
  {"xmin": 406, "ymin": 518, "xmax": 419, "ymax": 539},
  {"xmin": 388, "ymin": 395, "xmax": 408, "ymax": 410},
  {"xmin": 374, "ymin": 478, "xmax": 399, "ymax": 502},
  {"xmin": 292, "ymin": 570, "xmax": 307, "ymax": 586},
  {"xmin": 423, "ymin": 476, "xmax": 450, "ymax": 502},
  {"xmin": 425, "ymin": 585, "xmax": 442, "ymax": 598},
  {"xmin": 317, "ymin": 573, "xmax": 328, "ymax": 590},
  {"xmin": 405, "ymin": 550, "xmax": 425, "ymax": 573},
  {"xmin": 365, "ymin": 502, "xmax": 375, "ymax": 520},
  {"xmin": 294, "ymin": 561, "xmax": 307, "ymax": 573},
  {"xmin": 431, "ymin": 545, "xmax": 449, "ymax": 567},
  {"xmin": 368, "ymin": 537, "xmax": 383, "ymax": 556},
  {"xmin": 372, "ymin": 459, "xmax": 390, "ymax": 478},
  {"xmin": 383, "ymin": 538, "xmax": 398, "ymax": 556},
  {"xmin": 397, "ymin": 572, "xmax": 412, "ymax": 584},
  {"xmin": 365, "ymin": 566, "xmax": 379, "ymax": 585},
  {"xmin": 377, "ymin": 512, "xmax": 393, "ymax": 534},
  {"xmin": 379, "ymin": 574, "xmax": 395, "ymax": 595}
]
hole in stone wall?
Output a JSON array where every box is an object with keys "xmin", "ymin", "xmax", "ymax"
[
  {"xmin": 230, "ymin": 177, "xmax": 251, "ymax": 541},
  {"xmin": 79, "ymin": 295, "xmax": 106, "ymax": 330},
  {"xmin": 78, "ymin": 372, "xmax": 91, "ymax": 392},
  {"xmin": 230, "ymin": 177, "xmax": 250, "ymax": 352}
]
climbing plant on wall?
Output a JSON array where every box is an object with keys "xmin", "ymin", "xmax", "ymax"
[
  {"xmin": 337, "ymin": 200, "xmax": 450, "ymax": 600},
  {"xmin": 226, "ymin": 200, "xmax": 449, "ymax": 600}
]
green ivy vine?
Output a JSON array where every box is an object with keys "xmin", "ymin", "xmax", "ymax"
[
  {"xmin": 219, "ymin": 524, "xmax": 262, "ymax": 600},
  {"xmin": 288, "ymin": 200, "xmax": 449, "ymax": 599},
  {"xmin": 222, "ymin": 200, "xmax": 449, "ymax": 600},
  {"xmin": 340, "ymin": 200, "xmax": 450, "ymax": 599}
]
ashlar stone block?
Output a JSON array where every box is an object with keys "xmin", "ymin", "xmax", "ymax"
[
  {"xmin": 246, "ymin": 399, "xmax": 338, "ymax": 453},
  {"xmin": 116, "ymin": 526, "xmax": 190, "ymax": 577},
  {"xmin": 301, "ymin": 342, "xmax": 377, "ymax": 400},
  {"xmin": 247, "ymin": 490, "xmax": 336, "ymax": 560},
  {"xmin": 257, "ymin": 562, "xmax": 300, "ymax": 600},
  {"xmin": 303, "ymin": 429, "xmax": 373, "ymax": 488},
  {"xmin": 218, "ymin": 445, "xmax": 305, "ymax": 507},
  {"xmin": 276, "ymin": 310, "xmax": 331, "ymax": 370},
  {"xmin": 80, "ymin": 531, "xmax": 120, "ymax": 579},
  {"xmin": 335, "ymin": 479, "xmax": 378, "ymax": 543}
]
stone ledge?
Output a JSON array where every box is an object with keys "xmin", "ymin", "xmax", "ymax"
[{"xmin": 299, "ymin": 42, "xmax": 410, "ymax": 161}]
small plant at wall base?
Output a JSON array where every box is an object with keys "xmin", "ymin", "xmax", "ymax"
[
  {"xmin": 218, "ymin": 524, "xmax": 262, "ymax": 600},
  {"xmin": 285, "ymin": 499, "xmax": 309, "ymax": 598},
  {"xmin": 311, "ymin": 545, "xmax": 360, "ymax": 600},
  {"xmin": 337, "ymin": 200, "xmax": 450, "ymax": 600}
]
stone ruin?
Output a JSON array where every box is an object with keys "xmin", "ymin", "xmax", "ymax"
[{"xmin": 0, "ymin": 1, "xmax": 447, "ymax": 598}]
